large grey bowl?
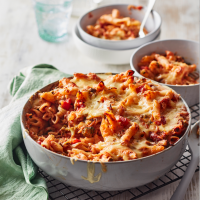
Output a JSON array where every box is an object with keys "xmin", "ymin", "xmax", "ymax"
[
  {"xmin": 78, "ymin": 4, "xmax": 162, "ymax": 50},
  {"xmin": 130, "ymin": 39, "xmax": 200, "ymax": 107},
  {"xmin": 21, "ymin": 74, "xmax": 191, "ymax": 191}
]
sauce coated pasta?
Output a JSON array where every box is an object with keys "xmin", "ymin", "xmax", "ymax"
[
  {"xmin": 26, "ymin": 71, "xmax": 189, "ymax": 162},
  {"xmin": 138, "ymin": 51, "xmax": 199, "ymax": 85},
  {"xmin": 86, "ymin": 8, "xmax": 148, "ymax": 40}
]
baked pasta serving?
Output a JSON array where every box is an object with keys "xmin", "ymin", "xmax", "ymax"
[
  {"xmin": 87, "ymin": 8, "xmax": 148, "ymax": 40},
  {"xmin": 138, "ymin": 50, "xmax": 198, "ymax": 85},
  {"xmin": 25, "ymin": 71, "xmax": 189, "ymax": 162}
]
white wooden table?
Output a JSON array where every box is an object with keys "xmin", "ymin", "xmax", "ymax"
[{"xmin": 0, "ymin": 0, "xmax": 199, "ymax": 199}]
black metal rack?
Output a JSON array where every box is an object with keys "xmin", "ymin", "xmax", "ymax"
[{"xmin": 39, "ymin": 103, "xmax": 199, "ymax": 200}]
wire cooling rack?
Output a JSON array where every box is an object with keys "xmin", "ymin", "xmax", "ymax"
[{"xmin": 39, "ymin": 103, "xmax": 200, "ymax": 200}]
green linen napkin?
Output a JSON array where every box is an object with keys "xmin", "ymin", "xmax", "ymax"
[{"xmin": 0, "ymin": 64, "xmax": 70, "ymax": 200}]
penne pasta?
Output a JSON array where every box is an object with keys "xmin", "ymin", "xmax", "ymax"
[
  {"xmin": 86, "ymin": 9, "xmax": 148, "ymax": 40},
  {"xmin": 138, "ymin": 51, "xmax": 198, "ymax": 85}
]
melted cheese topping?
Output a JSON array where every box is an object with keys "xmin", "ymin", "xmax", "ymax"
[{"xmin": 26, "ymin": 71, "xmax": 189, "ymax": 162}]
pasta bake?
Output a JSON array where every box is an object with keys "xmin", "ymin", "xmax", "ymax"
[
  {"xmin": 86, "ymin": 9, "xmax": 148, "ymax": 40},
  {"xmin": 25, "ymin": 71, "xmax": 189, "ymax": 162},
  {"xmin": 138, "ymin": 51, "xmax": 198, "ymax": 85}
]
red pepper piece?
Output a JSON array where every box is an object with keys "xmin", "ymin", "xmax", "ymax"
[{"xmin": 61, "ymin": 98, "xmax": 72, "ymax": 110}]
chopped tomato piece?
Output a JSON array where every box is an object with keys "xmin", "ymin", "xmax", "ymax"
[
  {"xmin": 149, "ymin": 132, "xmax": 162, "ymax": 142},
  {"xmin": 37, "ymin": 141, "xmax": 42, "ymax": 145},
  {"xmin": 61, "ymin": 98, "xmax": 72, "ymax": 110},
  {"xmin": 159, "ymin": 98, "xmax": 170, "ymax": 110},
  {"xmin": 117, "ymin": 116, "xmax": 130, "ymax": 127},
  {"xmin": 136, "ymin": 85, "xmax": 145, "ymax": 93},
  {"xmin": 160, "ymin": 116, "xmax": 166, "ymax": 125},
  {"xmin": 72, "ymin": 139, "xmax": 81, "ymax": 144},
  {"xmin": 155, "ymin": 116, "xmax": 166, "ymax": 126},
  {"xmin": 76, "ymin": 101, "xmax": 85, "ymax": 109},
  {"xmin": 137, "ymin": 6, "xmax": 143, "ymax": 10}
]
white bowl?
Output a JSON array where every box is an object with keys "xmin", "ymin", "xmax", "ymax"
[
  {"xmin": 73, "ymin": 24, "xmax": 161, "ymax": 65},
  {"xmin": 130, "ymin": 39, "xmax": 200, "ymax": 107},
  {"xmin": 78, "ymin": 4, "xmax": 162, "ymax": 50}
]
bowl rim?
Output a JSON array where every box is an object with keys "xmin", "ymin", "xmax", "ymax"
[
  {"xmin": 73, "ymin": 24, "xmax": 161, "ymax": 52},
  {"xmin": 77, "ymin": 3, "xmax": 162, "ymax": 44},
  {"xmin": 130, "ymin": 39, "xmax": 200, "ymax": 87},
  {"xmin": 21, "ymin": 74, "xmax": 191, "ymax": 165},
  {"xmin": 73, "ymin": 24, "xmax": 138, "ymax": 52}
]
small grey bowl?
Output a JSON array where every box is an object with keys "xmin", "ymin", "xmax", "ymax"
[
  {"xmin": 130, "ymin": 39, "xmax": 200, "ymax": 107},
  {"xmin": 78, "ymin": 4, "xmax": 162, "ymax": 50}
]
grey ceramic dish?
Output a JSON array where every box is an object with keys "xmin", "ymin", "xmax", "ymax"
[
  {"xmin": 21, "ymin": 75, "xmax": 191, "ymax": 191},
  {"xmin": 78, "ymin": 4, "xmax": 162, "ymax": 50},
  {"xmin": 130, "ymin": 39, "xmax": 200, "ymax": 107}
]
